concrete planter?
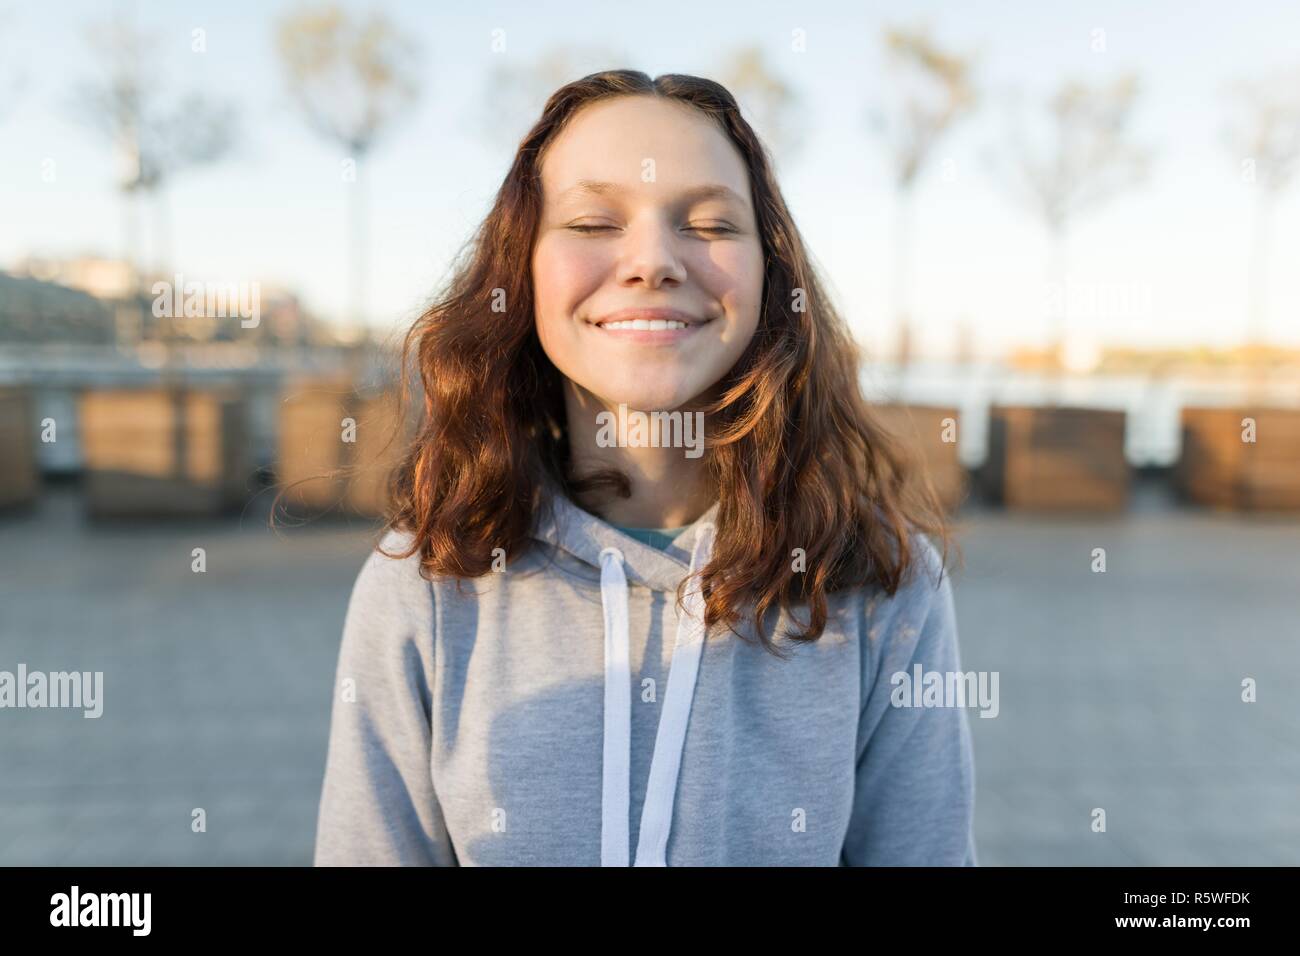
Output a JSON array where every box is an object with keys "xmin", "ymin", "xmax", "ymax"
[
  {"xmin": 984, "ymin": 405, "xmax": 1129, "ymax": 511},
  {"xmin": 80, "ymin": 386, "xmax": 252, "ymax": 517},
  {"xmin": 0, "ymin": 386, "xmax": 40, "ymax": 510},
  {"xmin": 872, "ymin": 403, "xmax": 967, "ymax": 512},
  {"xmin": 1177, "ymin": 406, "xmax": 1300, "ymax": 510},
  {"xmin": 277, "ymin": 378, "xmax": 410, "ymax": 517}
]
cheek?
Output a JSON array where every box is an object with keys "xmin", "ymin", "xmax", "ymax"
[
  {"xmin": 532, "ymin": 238, "xmax": 603, "ymax": 372},
  {"xmin": 533, "ymin": 237, "xmax": 605, "ymax": 320},
  {"xmin": 701, "ymin": 242, "xmax": 765, "ymax": 336}
]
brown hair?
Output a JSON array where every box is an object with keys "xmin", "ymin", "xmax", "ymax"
[{"xmin": 382, "ymin": 69, "xmax": 957, "ymax": 656}]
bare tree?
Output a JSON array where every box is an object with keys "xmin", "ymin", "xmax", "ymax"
[
  {"xmin": 276, "ymin": 4, "xmax": 421, "ymax": 343},
  {"xmin": 1223, "ymin": 68, "xmax": 1300, "ymax": 350},
  {"xmin": 76, "ymin": 19, "xmax": 236, "ymax": 297},
  {"xmin": 868, "ymin": 23, "xmax": 977, "ymax": 374},
  {"xmin": 476, "ymin": 46, "xmax": 800, "ymax": 172},
  {"xmin": 476, "ymin": 44, "xmax": 625, "ymax": 153},
  {"xmin": 718, "ymin": 46, "xmax": 803, "ymax": 168},
  {"xmin": 986, "ymin": 75, "xmax": 1149, "ymax": 379}
]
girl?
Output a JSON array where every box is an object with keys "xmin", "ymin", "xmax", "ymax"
[{"xmin": 313, "ymin": 70, "xmax": 976, "ymax": 866}]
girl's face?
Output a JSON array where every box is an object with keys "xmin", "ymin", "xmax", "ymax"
[{"xmin": 531, "ymin": 95, "xmax": 765, "ymax": 413}]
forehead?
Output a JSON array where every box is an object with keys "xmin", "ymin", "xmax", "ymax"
[{"xmin": 538, "ymin": 95, "xmax": 752, "ymax": 206}]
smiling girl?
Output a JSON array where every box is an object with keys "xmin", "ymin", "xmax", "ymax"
[{"xmin": 313, "ymin": 70, "xmax": 976, "ymax": 866}]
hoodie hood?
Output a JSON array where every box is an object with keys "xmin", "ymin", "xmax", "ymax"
[
  {"xmin": 531, "ymin": 477, "xmax": 719, "ymax": 866},
  {"xmin": 532, "ymin": 475, "xmax": 721, "ymax": 594}
]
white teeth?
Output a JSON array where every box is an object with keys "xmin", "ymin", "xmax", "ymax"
[{"xmin": 600, "ymin": 318, "xmax": 689, "ymax": 330}]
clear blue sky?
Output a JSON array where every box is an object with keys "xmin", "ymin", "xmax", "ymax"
[{"xmin": 2, "ymin": 0, "xmax": 1298, "ymax": 358}]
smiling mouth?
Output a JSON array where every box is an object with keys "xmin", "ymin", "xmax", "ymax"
[
  {"xmin": 599, "ymin": 318, "xmax": 691, "ymax": 330},
  {"xmin": 588, "ymin": 309, "xmax": 715, "ymax": 332}
]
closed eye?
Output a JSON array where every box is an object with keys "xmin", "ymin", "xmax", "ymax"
[
  {"xmin": 686, "ymin": 223, "xmax": 737, "ymax": 236},
  {"xmin": 566, "ymin": 223, "xmax": 738, "ymax": 236}
]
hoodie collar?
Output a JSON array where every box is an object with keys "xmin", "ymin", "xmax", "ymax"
[{"xmin": 533, "ymin": 473, "xmax": 720, "ymax": 594}]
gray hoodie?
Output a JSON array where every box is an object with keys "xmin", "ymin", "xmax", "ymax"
[{"xmin": 312, "ymin": 485, "xmax": 977, "ymax": 866}]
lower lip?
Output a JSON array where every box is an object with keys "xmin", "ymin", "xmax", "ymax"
[{"xmin": 587, "ymin": 321, "xmax": 709, "ymax": 344}]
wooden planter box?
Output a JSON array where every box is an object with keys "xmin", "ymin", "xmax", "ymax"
[
  {"xmin": 872, "ymin": 403, "xmax": 967, "ymax": 511},
  {"xmin": 0, "ymin": 386, "xmax": 40, "ymax": 509},
  {"xmin": 1177, "ymin": 407, "xmax": 1300, "ymax": 510},
  {"xmin": 80, "ymin": 386, "xmax": 252, "ymax": 517},
  {"xmin": 277, "ymin": 379, "xmax": 410, "ymax": 517},
  {"xmin": 984, "ymin": 405, "xmax": 1129, "ymax": 511}
]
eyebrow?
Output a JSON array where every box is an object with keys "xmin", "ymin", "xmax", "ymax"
[{"xmin": 557, "ymin": 179, "xmax": 748, "ymax": 206}]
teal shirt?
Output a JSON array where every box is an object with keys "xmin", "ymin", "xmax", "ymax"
[{"xmin": 613, "ymin": 525, "xmax": 688, "ymax": 551}]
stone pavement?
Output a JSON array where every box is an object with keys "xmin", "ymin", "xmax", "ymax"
[{"xmin": 1, "ymin": 481, "xmax": 1297, "ymax": 865}]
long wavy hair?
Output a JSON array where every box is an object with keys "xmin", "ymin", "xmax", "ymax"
[{"xmin": 380, "ymin": 69, "xmax": 957, "ymax": 656}]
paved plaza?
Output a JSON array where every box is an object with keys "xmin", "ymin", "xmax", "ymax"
[{"xmin": 1, "ymin": 480, "xmax": 1297, "ymax": 865}]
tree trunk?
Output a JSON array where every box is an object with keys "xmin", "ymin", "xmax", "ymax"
[
  {"xmin": 891, "ymin": 185, "xmax": 915, "ymax": 398},
  {"xmin": 1045, "ymin": 224, "xmax": 1068, "ymax": 405},
  {"xmin": 1244, "ymin": 187, "xmax": 1273, "ymax": 407},
  {"xmin": 349, "ymin": 152, "xmax": 370, "ymax": 344}
]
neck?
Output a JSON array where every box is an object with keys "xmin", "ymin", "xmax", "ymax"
[{"xmin": 562, "ymin": 381, "xmax": 714, "ymax": 528}]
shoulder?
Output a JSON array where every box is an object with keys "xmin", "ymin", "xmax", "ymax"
[
  {"xmin": 355, "ymin": 526, "xmax": 427, "ymax": 584},
  {"xmin": 900, "ymin": 528, "xmax": 951, "ymax": 604},
  {"xmin": 330, "ymin": 528, "xmax": 438, "ymax": 724},
  {"xmin": 860, "ymin": 527, "xmax": 959, "ymax": 665},
  {"xmin": 867, "ymin": 527, "xmax": 951, "ymax": 621},
  {"xmin": 344, "ymin": 527, "xmax": 435, "ymax": 634}
]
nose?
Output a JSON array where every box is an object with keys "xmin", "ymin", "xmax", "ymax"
[{"xmin": 613, "ymin": 214, "xmax": 687, "ymax": 289}]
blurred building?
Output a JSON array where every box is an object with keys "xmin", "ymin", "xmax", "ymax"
[
  {"xmin": 2, "ymin": 256, "xmax": 339, "ymax": 350},
  {"xmin": 0, "ymin": 269, "xmax": 117, "ymax": 346},
  {"xmin": 1, "ymin": 257, "xmax": 359, "ymax": 474}
]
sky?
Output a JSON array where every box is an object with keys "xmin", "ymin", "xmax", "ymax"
[{"xmin": 1, "ymin": 0, "xmax": 1299, "ymax": 359}]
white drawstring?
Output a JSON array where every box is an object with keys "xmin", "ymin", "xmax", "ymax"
[
  {"xmin": 598, "ymin": 524, "xmax": 716, "ymax": 867},
  {"xmin": 599, "ymin": 545, "xmax": 631, "ymax": 867}
]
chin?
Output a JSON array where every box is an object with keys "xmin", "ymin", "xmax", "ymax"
[{"xmin": 593, "ymin": 381, "xmax": 704, "ymax": 414}]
